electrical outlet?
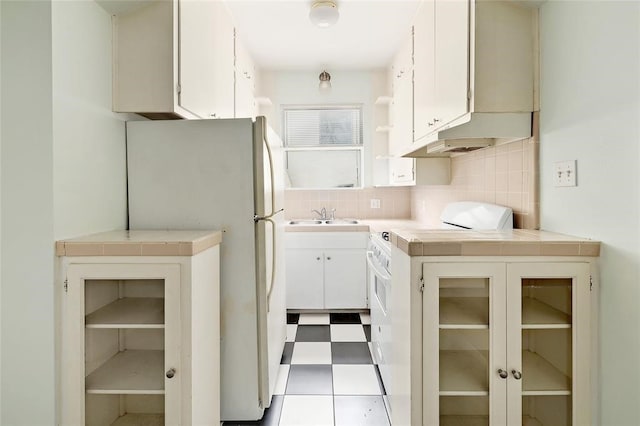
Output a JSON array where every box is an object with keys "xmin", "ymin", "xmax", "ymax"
[
  {"xmin": 370, "ymin": 199, "xmax": 381, "ymax": 209},
  {"xmin": 553, "ymin": 160, "xmax": 577, "ymax": 187}
]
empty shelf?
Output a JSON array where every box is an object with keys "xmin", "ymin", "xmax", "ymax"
[
  {"xmin": 440, "ymin": 350, "xmax": 489, "ymax": 395},
  {"xmin": 86, "ymin": 350, "xmax": 164, "ymax": 394},
  {"xmin": 440, "ymin": 415, "xmax": 489, "ymax": 426},
  {"xmin": 440, "ymin": 298, "xmax": 489, "ymax": 329},
  {"xmin": 522, "ymin": 350, "xmax": 571, "ymax": 395},
  {"xmin": 440, "ymin": 415, "xmax": 544, "ymax": 426},
  {"xmin": 522, "ymin": 297, "xmax": 571, "ymax": 329},
  {"xmin": 522, "ymin": 416, "xmax": 544, "ymax": 426},
  {"xmin": 111, "ymin": 413, "xmax": 164, "ymax": 426},
  {"xmin": 86, "ymin": 298, "xmax": 164, "ymax": 328}
]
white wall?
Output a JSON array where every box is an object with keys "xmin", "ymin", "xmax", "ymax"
[
  {"xmin": 1, "ymin": 2, "xmax": 55, "ymax": 424},
  {"xmin": 259, "ymin": 70, "xmax": 388, "ymax": 187},
  {"xmin": 0, "ymin": 0, "xmax": 3, "ymax": 420},
  {"xmin": 539, "ymin": 2, "xmax": 640, "ymax": 425},
  {"xmin": 52, "ymin": 0, "xmax": 128, "ymax": 239},
  {"xmin": 1, "ymin": 1, "xmax": 130, "ymax": 423}
]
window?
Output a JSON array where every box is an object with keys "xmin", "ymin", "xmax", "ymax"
[{"xmin": 283, "ymin": 105, "xmax": 363, "ymax": 188}]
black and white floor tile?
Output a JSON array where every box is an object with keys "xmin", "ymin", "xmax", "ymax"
[{"xmin": 223, "ymin": 311, "xmax": 389, "ymax": 426}]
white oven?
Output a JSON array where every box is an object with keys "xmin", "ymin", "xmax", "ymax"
[{"xmin": 367, "ymin": 233, "xmax": 392, "ymax": 397}]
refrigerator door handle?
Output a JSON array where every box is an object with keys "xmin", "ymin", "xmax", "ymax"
[
  {"xmin": 261, "ymin": 116, "xmax": 276, "ymax": 219},
  {"xmin": 254, "ymin": 208, "xmax": 284, "ymax": 223},
  {"xmin": 256, "ymin": 117, "xmax": 285, "ymax": 312},
  {"xmin": 263, "ymin": 217, "xmax": 276, "ymax": 312}
]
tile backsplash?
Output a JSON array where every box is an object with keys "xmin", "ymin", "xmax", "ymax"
[
  {"xmin": 284, "ymin": 187, "xmax": 411, "ymax": 220},
  {"xmin": 285, "ymin": 137, "xmax": 539, "ymax": 228},
  {"xmin": 411, "ymin": 136, "xmax": 539, "ymax": 229}
]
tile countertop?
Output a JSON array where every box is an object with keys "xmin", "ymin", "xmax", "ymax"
[
  {"xmin": 390, "ymin": 229, "xmax": 601, "ymax": 257},
  {"xmin": 56, "ymin": 230, "xmax": 222, "ymax": 257},
  {"xmin": 285, "ymin": 219, "xmax": 423, "ymax": 233}
]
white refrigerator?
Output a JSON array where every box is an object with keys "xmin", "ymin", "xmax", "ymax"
[{"xmin": 126, "ymin": 117, "xmax": 286, "ymax": 421}]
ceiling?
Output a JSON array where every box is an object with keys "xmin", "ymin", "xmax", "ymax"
[
  {"xmin": 96, "ymin": 0, "xmax": 543, "ymax": 72},
  {"xmin": 224, "ymin": 0, "xmax": 422, "ymax": 71}
]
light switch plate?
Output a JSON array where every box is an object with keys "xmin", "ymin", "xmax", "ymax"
[
  {"xmin": 553, "ymin": 160, "xmax": 577, "ymax": 187},
  {"xmin": 370, "ymin": 199, "xmax": 381, "ymax": 209}
]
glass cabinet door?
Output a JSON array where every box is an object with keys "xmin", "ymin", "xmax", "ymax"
[
  {"xmin": 63, "ymin": 263, "xmax": 181, "ymax": 426},
  {"xmin": 507, "ymin": 263, "xmax": 591, "ymax": 426},
  {"xmin": 423, "ymin": 263, "xmax": 506, "ymax": 426}
]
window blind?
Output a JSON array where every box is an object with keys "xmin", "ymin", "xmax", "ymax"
[{"xmin": 283, "ymin": 107, "xmax": 363, "ymax": 146}]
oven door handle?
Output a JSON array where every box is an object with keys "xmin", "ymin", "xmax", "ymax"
[{"xmin": 366, "ymin": 251, "xmax": 391, "ymax": 281}]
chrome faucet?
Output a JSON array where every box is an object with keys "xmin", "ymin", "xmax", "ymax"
[
  {"xmin": 311, "ymin": 207, "xmax": 327, "ymax": 220},
  {"xmin": 311, "ymin": 207, "xmax": 337, "ymax": 220}
]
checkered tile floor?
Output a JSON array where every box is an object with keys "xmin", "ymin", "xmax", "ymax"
[{"xmin": 223, "ymin": 312, "xmax": 390, "ymax": 426}]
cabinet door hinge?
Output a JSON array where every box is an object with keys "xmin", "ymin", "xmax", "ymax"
[
  {"xmin": 419, "ymin": 276, "xmax": 425, "ymax": 293},
  {"xmin": 467, "ymin": 89, "xmax": 472, "ymax": 100},
  {"xmin": 64, "ymin": 278, "xmax": 68, "ymax": 293},
  {"xmin": 176, "ymin": 83, "xmax": 181, "ymax": 95},
  {"xmin": 590, "ymin": 275, "xmax": 593, "ymax": 292}
]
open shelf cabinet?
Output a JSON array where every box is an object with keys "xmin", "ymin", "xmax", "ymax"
[
  {"xmin": 76, "ymin": 269, "xmax": 180, "ymax": 425},
  {"xmin": 422, "ymin": 261, "xmax": 591, "ymax": 426},
  {"xmin": 59, "ymin": 234, "xmax": 221, "ymax": 426}
]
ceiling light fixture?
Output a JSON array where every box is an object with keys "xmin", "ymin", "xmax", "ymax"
[
  {"xmin": 309, "ymin": 1, "xmax": 339, "ymax": 28},
  {"xmin": 319, "ymin": 70, "xmax": 332, "ymax": 90}
]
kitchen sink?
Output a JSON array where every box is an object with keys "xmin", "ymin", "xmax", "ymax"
[
  {"xmin": 288, "ymin": 220, "xmax": 324, "ymax": 225},
  {"xmin": 324, "ymin": 219, "xmax": 359, "ymax": 225},
  {"xmin": 288, "ymin": 219, "xmax": 359, "ymax": 225}
]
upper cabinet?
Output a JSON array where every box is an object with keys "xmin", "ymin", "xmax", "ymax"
[
  {"xmin": 376, "ymin": 33, "xmax": 451, "ymax": 188},
  {"xmin": 113, "ymin": 0, "xmax": 235, "ymax": 119},
  {"xmin": 414, "ymin": 0, "xmax": 470, "ymax": 141},
  {"xmin": 389, "ymin": 33, "xmax": 413, "ymax": 157},
  {"xmin": 234, "ymin": 35, "xmax": 258, "ymax": 119},
  {"xmin": 411, "ymin": 0, "xmax": 536, "ymax": 155}
]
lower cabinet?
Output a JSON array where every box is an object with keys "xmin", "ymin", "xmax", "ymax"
[
  {"xmin": 392, "ymin": 252, "xmax": 595, "ymax": 426},
  {"xmin": 423, "ymin": 262, "xmax": 590, "ymax": 425},
  {"xmin": 286, "ymin": 232, "xmax": 368, "ymax": 309},
  {"xmin": 58, "ymin": 242, "xmax": 220, "ymax": 426}
]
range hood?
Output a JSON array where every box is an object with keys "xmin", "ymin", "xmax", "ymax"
[{"xmin": 400, "ymin": 112, "xmax": 532, "ymax": 157}]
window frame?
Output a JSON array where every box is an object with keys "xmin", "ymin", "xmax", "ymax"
[{"xmin": 282, "ymin": 104, "xmax": 364, "ymax": 189}]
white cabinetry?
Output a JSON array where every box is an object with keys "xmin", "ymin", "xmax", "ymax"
[
  {"xmin": 286, "ymin": 232, "xmax": 368, "ymax": 309},
  {"xmin": 113, "ymin": 0, "xmax": 235, "ymax": 119},
  {"xmin": 391, "ymin": 157, "xmax": 451, "ymax": 186},
  {"xmin": 375, "ymin": 99, "xmax": 451, "ymax": 186},
  {"xmin": 286, "ymin": 249, "xmax": 325, "ymax": 309},
  {"xmin": 58, "ymin": 231, "xmax": 221, "ymax": 426},
  {"xmin": 424, "ymin": 262, "xmax": 590, "ymax": 425},
  {"xmin": 392, "ymin": 247, "xmax": 595, "ymax": 426},
  {"xmin": 414, "ymin": 0, "xmax": 469, "ymax": 141},
  {"xmin": 386, "ymin": 33, "xmax": 419, "ymax": 186},
  {"xmin": 412, "ymin": 0, "xmax": 535, "ymax": 149},
  {"xmin": 389, "ymin": 32, "xmax": 413, "ymax": 157},
  {"xmin": 376, "ymin": 29, "xmax": 451, "ymax": 186},
  {"xmin": 234, "ymin": 36, "xmax": 257, "ymax": 119}
]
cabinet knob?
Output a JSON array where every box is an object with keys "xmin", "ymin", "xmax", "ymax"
[
  {"xmin": 316, "ymin": 257, "xmax": 321, "ymax": 260},
  {"xmin": 326, "ymin": 256, "xmax": 331, "ymax": 260},
  {"xmin": 209, "ymin": 113, "xmax": 217, "ymax": 118},
  {"xmin": 511, "ymin": 370, "xmax": 522, "ymax": 380},
  {"xmin": 433, "ymin": 118, "xmax": 440, "ymax": 123},
  {"xmin": 166, "ymin": 368, "xmax": 176, "ymax": 379},
  {"xmin": 428, "ymin": 122, "xmax": 434, "ymax": 127},
  {"xmin": 497, "ymin": 369, "xmax": 508, "ymax": 379}
]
